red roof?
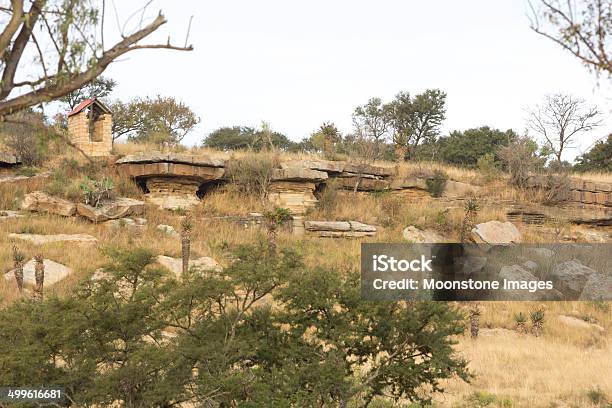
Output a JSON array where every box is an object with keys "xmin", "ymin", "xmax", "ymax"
[
  {"xmin": 67, "ymin": 98, "xmax": 111, "ymax": 117},
  {"xmin": 68, "ymin": 98, "xmax": 95, "ymax": 117}
]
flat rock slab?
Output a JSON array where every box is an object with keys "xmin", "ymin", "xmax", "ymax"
[
  {"xmin": 8, "ymin": 233, "xmax": 97, "ymax": 245},
  {"xmin": 116, "ymin": 153, "xmax": 225, "ymax": 167},
  {"xmin": 77, "ymin": 197, "xmax": 145, "ymax": 222},
  {"xmin": 305, "ymin": 221, "xmax": 352, "ymax": 231},
  {"xmin": 471, "ymin": 221, "xmax": 521, "ymax": 244},
  {"xmin": 558, "ymin": 315, "xmax": 605, "ymax": 331},
  {"xmin": 343, "ymin": 163, "xmax": 394, "ymax": 177},
  {"xmin": 22, "ymin": 191, "xmax": 76, "ymax": 217},
  {"xmin": 271, "ymin": 168, "xmax": 328, "ymax": 182},
  {"xmin": 5, "ymin": 258, "xmax": 72, "ymax": 285},
  {"xmin": 305, "ymin": 220, "xmax": 377, "ymax": 238},
  {"xmin": 0, "ymin": 210, "xmax": 24, "ymax": 220},
  {"xmin": 550, "ymin": 259, "xmax": 596, "ymax": 296},
  {"xmin": 156, "ymin": 255, "xmax": 221, "ymax": 277},
  {"xmin": 280, "ymin": 160, "xmax": 345, "ymax": 173}
]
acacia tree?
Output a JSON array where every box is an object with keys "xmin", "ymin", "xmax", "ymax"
[
  {"xmin": 528, "ymin": 0, "xmax": 611, "ymax": 77},
  {"xmin": 0, "ymin": 0, "xmax": 192, "ymax": 119},
  {"xmin": 387, "ymin": 89, "xmax": 447, "ymax": 159},
  {"xmin": 352, "ymin": 97, "xmax": 390, "ymax": 144},
  {"xmin": 526, "ymin": 93, "xmax": 601, "ymax": 162}
]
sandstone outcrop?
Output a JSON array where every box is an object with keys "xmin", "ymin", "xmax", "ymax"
[
  {"xmin": 77, "ymin": 197, "xmax": 145, "ymax": 222},
  {"xmin": 21, "ymin": 191, "xmax": 76, "ymax": 216},
  {"xmin": 304, "ymin": 220, "xmax": 377, "ymax": 238}
]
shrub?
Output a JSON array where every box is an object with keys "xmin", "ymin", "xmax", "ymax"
[
  {"xmin": 317, "ymin": 179, "xmax": 339, "ymax": 213},
  {"xmin": 477, "ymin": 153, "xmax": 500, "ymax": 182},
  {"xmin": 79, "ymin": 176, "xmax": 114, "ymax": 207},
  {"xmin": 426, "ymin": 169, "xmax": 447, "ymax": 197},
  {"xmin": 379, "ymin": 193, "xmax": 403, "ymax": 227},
  {"xmin": 225, "ymin": 150, "xmax": 279, "ymax": 199},
  {"xmin": 4, "ymin": 129, "xmax": 45, "ymax": 166},
  {"xmin": 498, "ymin": 136, "xmax": 545, "ymax": 188},
  {"xmin": 541, "ymin": 173, "xmax": 571, "ymax": 205}
]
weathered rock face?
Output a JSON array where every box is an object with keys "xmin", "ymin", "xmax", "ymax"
[
  {"xmin": 22, "ymin": 191, "xmax": 76, "ymax": 216},
  {"xmin": 156, "ymin": 255, "xmax": 221, "ymax": 277},
  {"xmin": 550, "ymin": 259, "xmax": 595, "ymax": 297},
  {"xmin": 271, "ymin": 168, "xmax": 328, "ymax": 182},
  {"xmin": 304, "ymin": 220, "xmax": 377, "ymax": 238},
  {"xmin": 402, "ymin": 226, "xmax": 445, "ymax": 243},
  {"xmin": 0, "ymin": 151, "xmax": 19, "ymax": 165},
  {"xmin": 442, "ymin": 180, "xmax": 481, "ymax": 197},
  {"xmin": 580, "ymin": 273, "xmax": 612, "ymax": 301},
  {"xmin": 268, "ymin": 181, "xmax": 318, "ymax": 215},
  {"xmin": 527, "ymin": 175, "xmax": 612, "ymax": 208},
  {"xmin": 77, "ymin": 197, "xmax": 145, "ymax": 222},
  {"xmin": 8, "ymin": 233, "xmax": 97, "ymax": 245},
  {"xmin": 471, "ymin": 221, "xmax": 522, "ymax": 244},
  {"xmin": 280, "ymin": 160, "xmax": 345, "ymax": 173},
  {"xmin": 5, "ymin": 258, "xmax": 72, "ymax": 286}
]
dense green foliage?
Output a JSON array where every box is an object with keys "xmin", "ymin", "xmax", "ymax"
[
  {"xmin": 436, "ymin": 127, "xmax": 517, "ymax": 167},
  {"xmin": 203, "ymin": 125, "xmax": 295, "ymax": 151},
  {"xmin": 574, "ymin": 135, "xmax": 612, "ymax": 172},
  {"xmin": 0, "ymin": 244, "xmax": 469, "ymax": 407}
]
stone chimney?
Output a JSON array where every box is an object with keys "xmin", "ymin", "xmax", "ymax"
[{"xmin": 67, "ymin": 98, "xmax": 113, "ymax": 157}]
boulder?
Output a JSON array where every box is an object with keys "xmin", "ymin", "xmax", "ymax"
[
  {"xmin": 77, "ymin": 197, "xmax": 145, "ymax": 222},
  {"xmin": 550, "ymin": 259, "xmax": 596, "ymax": 297},
  {"xmin": 526, "ymin": 247, "xmax": 555, "ymax": 258},
  {"xmin": 0, "ymin": 151, "xmax": 19, "ymax": 165},
  {"xmin": 305, "ymin": 221, "xmax": 351, "ymax": 231},
  {"xmin": 156, "ymin": 255, "xmax": 221, "ymax": 277},
  {"xmin": 5, "ymin": 258, "xmax": 72, "ymax": 285},
  {"xmin": 157, "ymin": 224, "xmax": 179, "ymax": 238},
  {"xmin": 271, "ymin": 168, "xmax": 328, "ymax": 182},
  {"xmin": 22, "ymin": 191, "xmax": 76, "ymax": 217},
  {"xmin": 8, "ymin": 233, "xmax": 97, "ymax": 245},
  {"xmin": 523, "ymin": 260, "xmax": 538, "ymax": 271},
  {"xmin": 579, "ymin": 273, "xmax": 612, "ymax": 301},
  {"xmin": 499, "ymin": 265, "xmax": 539, "ymax": 282},
  {"xmin": 402, "ymin": 226, "xmax": 445, "ymax": 243},
  {"xmin": 471, "ymin": 221, "xmax": 521, "ymax": 244}
]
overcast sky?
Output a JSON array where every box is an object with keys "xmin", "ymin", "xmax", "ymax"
[{"xmin": 103, "ymin": 0, "xmax": 611, "ymax": 160}]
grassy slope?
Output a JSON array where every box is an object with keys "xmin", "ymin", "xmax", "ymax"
[{"xmin": 0, "ymin": 143, "xmax": 610, "ymax": 407}]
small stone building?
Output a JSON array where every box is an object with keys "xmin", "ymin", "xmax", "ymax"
[{"xmin": 67, "ymin": 98, "xmax": 113, "ymax": 157}]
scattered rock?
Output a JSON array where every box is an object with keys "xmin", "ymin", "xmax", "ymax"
[
  {"xmin": 558, "ymin": 315, "xmax": 604, "ymax": 332},
  {"xmin": 402, "ymin": 226, "xmax": 445, "ymax": 243},
  {"xmin": 523, "ymin": 260, "xmax": 538, "ymax": 271},
  {"xmin": 157, "ymin": 224, "xmax": 179, "ymax": 238},
  {"xmin": 77, "ymin": 197, "xmax": 145, "ymax": 222},
  {"xmin": 156, "ymin": 255, "xmax": 221, "ymax": 277},
  {"xmin": 103, "ymin": 218, "xmax": 146, "ymax": 233},
  {"xmin": 5, "ymin": 258, "xmax": 72, "ymax": 285},
  {"xmin": 550, "ymin": 260, "xmax": 596, "ymax": 297},
  {"xmin": 21, "ymin": 191, "xmax": 76, "ymax": 217},
  {"xmin": 579, "ymin": 273, "xmax": 612, "ymax": 301},
  {"xmin": 8, "ymin": 233, "xmax": 97, "ymax": 245},
  {"xmin": 471, "ymin": 221, "xmax": 521, "ymax": 244}
]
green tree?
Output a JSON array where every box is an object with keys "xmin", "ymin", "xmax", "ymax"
[
  {"xmin": 0, "ymin": 1, "xmax": 192, "ymax": 118},
  {"xmin": 436, "ymin": 127, "xmax": 518, "ymax": 167},
  {"xmin": 387, "ymin": 89, "xmax": 447, "ymax": 158},
  {"xmin": 59, "ymin": 76, "xmax": 117, "ymax": 109},
  {"xmin": 111, "ymin": 96, "xmax": 199, "ymax": 145},
  {"xmin": 352, "ymin": 97, "xmax": 390, "ymax": 143},
  {"xmin": 203, "ymin": 125, "xmax": 295, "ymax": 151},
  {"xmin": 0, "ymin": 243, "xmax": 470, "ymax": 407},
  {"xmin": 574, "ymin": 135, "xmax": 612, "ymax": 172}
]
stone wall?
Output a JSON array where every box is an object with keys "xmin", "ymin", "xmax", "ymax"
[{"xmin": 68, "ymin": 111, "xmax": 112, "ymax": 157}]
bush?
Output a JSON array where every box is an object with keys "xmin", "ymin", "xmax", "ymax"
[
  {"xmin": 541, "ymin": 173, "xmax": 571, "ymax": 205},
  {"xmin": 79, "ymin": 176, "xmax": 114, "ymax": 207},
  {"xmin": 4, "ymin": 129, "xmax": 45, "ymax": 166},
  {"xmin": 225, "ymin": 150, "xmax": 279, "ymax": 199},
  {"xmin": 317, "ymin": 179, "xmax": 339, "ymax": 213},
  {"xmin": 426, "ymin": 169, "xmax": 447, "ymax": 197},
  {"xmin": 477, "ymin": 153, "xmax": 500, "ymax": 182},
  {"xmin": 498, "ymin": 136, "xmax": 545, "ymax": 188}
]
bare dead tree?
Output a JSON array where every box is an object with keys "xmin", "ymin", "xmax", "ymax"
[
  {"xmin": 528, "ymin": 0, "xmax": 612, "ymax": 77},
  {"xmin": 0, "ymin": 0, "xmax": 193, "ymax": 118},
  {"xmin": 526, "ymin": 93, "xmax": 601, "ymax": 162}
]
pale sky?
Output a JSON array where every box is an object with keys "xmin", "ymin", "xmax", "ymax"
[{"xmin": 102, "ymin": 0, "xmax": 611, "ymax": 160}]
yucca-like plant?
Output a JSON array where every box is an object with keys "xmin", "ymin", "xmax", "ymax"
[
  {"xmin": 468, "ymin": 303, "xmax": 481, "ymax": 339},
  {"xmin": 514, "ymin": 312, "xmax": 528, "ymax": 333},
  {"xmin": 12, "ymin": 245, "xmax": 25, "ymax": 294},
  {"xmin": 530, "ymin": 306, "xmax": 545, "ymax": 337},
  {"xmin": 460, "ymin": 197, "xmax": 480, "ymax": 243},
  {"xmin": 33, "ymin": 254, "xmax": 44, "ymax": 301},
  {"xmin": 180, "ymin": 214, "xmax": 193, "ymax": 275}
]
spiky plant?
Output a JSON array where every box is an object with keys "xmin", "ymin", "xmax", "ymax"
[
  {"xmin": 460, "ymin": 197, "xmax": 480, "ymax": 243},
  {"xmin": 263, "ymin": 207, "xmax": 292, "ymax": 252},
  {"xmin": 468, "ymin": 303, "xmax": 481, "ymax": 339},
  {"xmin": 12, "ymin": 245, "xmax": 25, "ymax": 294},
  {"xmin": 180, "ymin": 214, "xmax": 193, "ymax": 275},
  {"xmin": 33, "ymin": 254, "xmax": 44, "ymax": 302},
  {"xmin": 514, "ymin": 312, "xmax": 528, "ymax": 333},
  {"xmin": 530, "ymin": 306, "xmax": 545, "ymax": 337}
]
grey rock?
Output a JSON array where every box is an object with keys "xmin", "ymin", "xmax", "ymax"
[
  {"xmin": 5, "ymin": 258, "xmax": 72, "ymax": 285},
  {"xmin": 305, "ymin": 221, "xmax": 351, "ymax": 231},
  {"xmin": 579, "ymin": 273, "xmax": 612, "ymax": 301},
  {"xmin": 402, "ymin": 226, "xmax": 444, "ymax": 243},
  {"xmin": 550, "ymin": 259, "xmax": 596, "ymax": 296},
  {"xmin": 471, "ymin": 221, "xmax": 521, "ymax": 244}
]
